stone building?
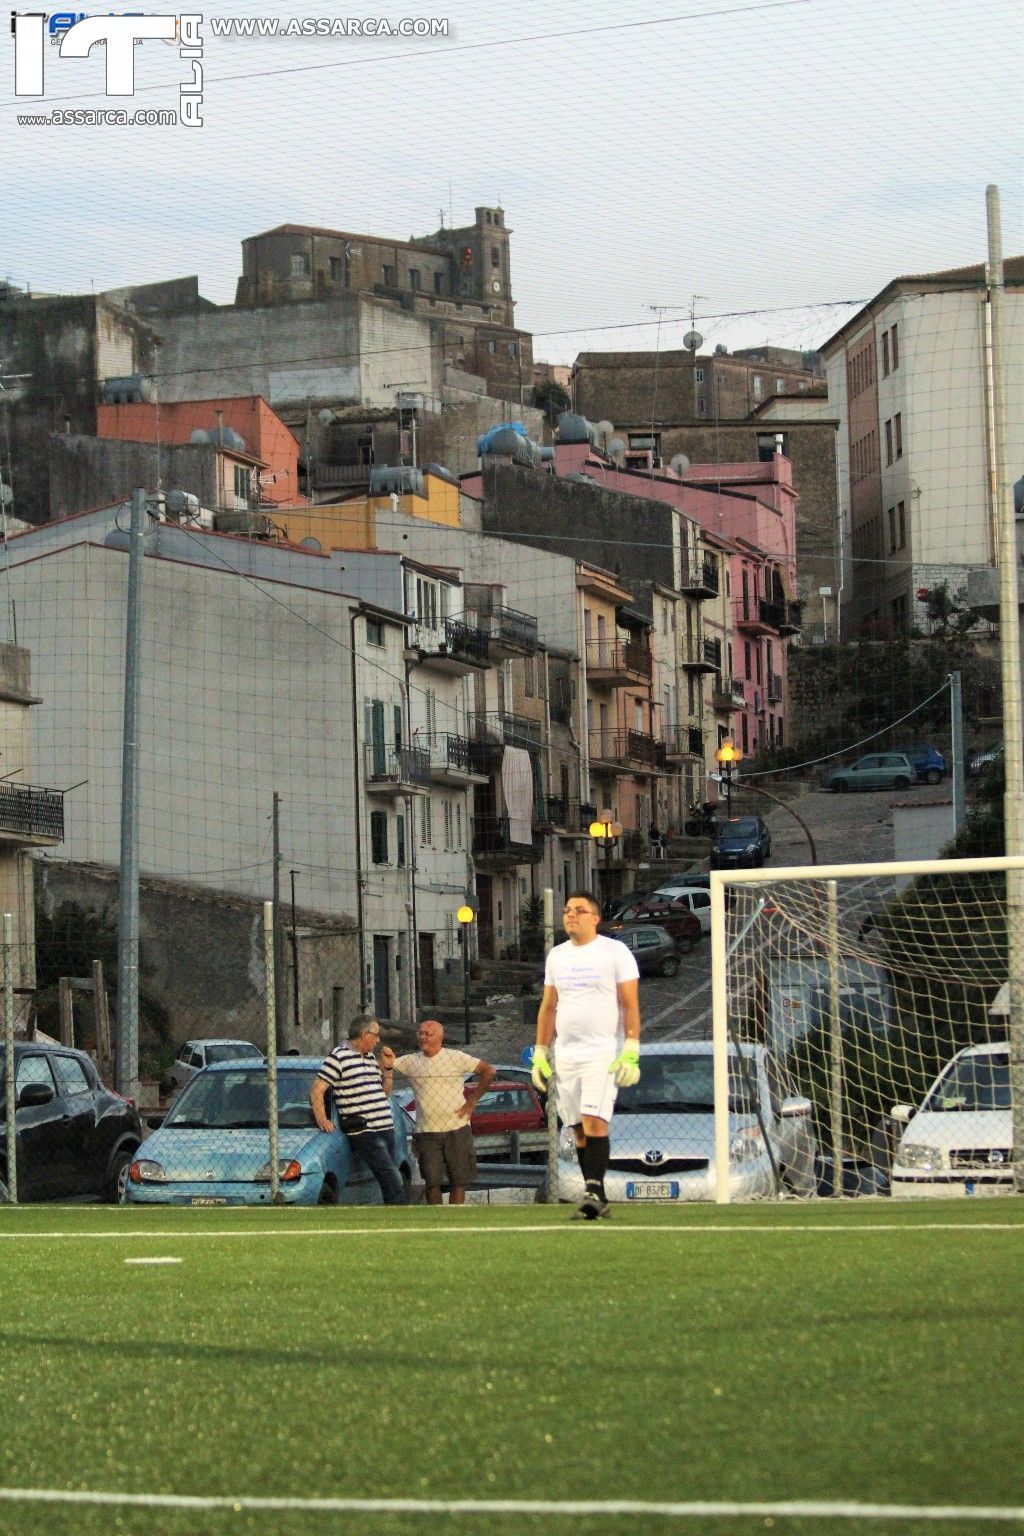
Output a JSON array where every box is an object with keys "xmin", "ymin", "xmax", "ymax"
[{"xmin": 571, "ymin": 345, "xmax": 822, "ymax": 425}]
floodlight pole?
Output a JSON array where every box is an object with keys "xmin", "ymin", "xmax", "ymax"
[
  {"xmin": 116, "ymin": 489, "xmax": 146, "ymax": 1098},
  {"xmin": 987, "ymin": 186, "xmax": 1024, "ymax": 1194}
]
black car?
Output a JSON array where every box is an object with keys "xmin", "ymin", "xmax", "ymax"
[
  {"xmin": 0, "ymin": 1043, "xmax": 143, "ymax": 1202},
  {"xmin": 611, "ymin": 923, "xmax": 682, "ymax": 978},
  {"xmin": 710, "ymin": 815, "xmax": 772, "ymax": 869}
]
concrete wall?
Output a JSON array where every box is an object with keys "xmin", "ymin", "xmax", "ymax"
[{"xmin": 48, "ymin": 436, "xmax": 219, "ymax": 519}]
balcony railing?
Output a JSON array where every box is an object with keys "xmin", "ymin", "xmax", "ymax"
[
  {"xmin": 681, "ymin": 554, "xmax": 720, "ymax": 598},
  {"xmin": 472, "ymin": 712, "xmax": 543, "ymax": 752},
  {"xmin": 665, "ymin": 724, "xmax": 704, "ymax": 759},
  {"xmin": 424, "ymin": 732, "xmax": 490, "ymax": 778},
  {"xmin": 586, "ymin": 638, "xmax": 654, "ymax": 683},
  {"xmin": 766, "ymin": 672, "xmax": 783, "ymax": 704},
  {"xmin": 589, "ymin": 729, "xmax": 667, "ymax": 771},
  {"xmin": 534, "ymin": 796, "xmax": 592, "ymax": 833},
  {"xmin": 711, "ymin": 676, "xmax": 738, "ymax": 713},
  {"xmin": 444, "ymin": 617, "xmax": 491, "ymax": 663},
  {"xmin": 488, "ymin": 605, "xmax": 539, "ymax": 653},
  {"xmin": 0, "ymin": 782, "xmax": 64, "ymax": 842},
  {"xmin": 779, "ymin": 601, "xmax": 803, "ymax": 635},
  {"xmin": 364, "ymin": 743, "xmax": 432, "ymax": 790},
  {"xmin": 736, "ymin": 597, "xmax": 784, "ymax": 632},
  {"xmin": 682, "ymin": 634, "xmax": 720, "ymax": 672},
  {"xmin": 472, "ymin": 815, "xmax": 543, "ymax": 864},
  {"xmin": 731, "ymin": 676, "xmax": 747, "ymax": 707}
]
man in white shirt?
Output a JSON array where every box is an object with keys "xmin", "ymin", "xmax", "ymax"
[
  {"xmin": 383, "ymin": 1021, "xmax": 495, "ymax": 1205},
  {"xmin": 533, "ymin": 891, "xmax": 641, "ymax": 1220}
]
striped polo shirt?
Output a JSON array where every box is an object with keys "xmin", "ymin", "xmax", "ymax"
[{"xmin": 316, "ymin": 1044, "xmax": 394, "ymax": 1134}]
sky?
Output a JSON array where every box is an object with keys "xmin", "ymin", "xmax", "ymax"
[{"xmin": 2, "ymin": 0, "xmax": 1021, "ymax": 364}]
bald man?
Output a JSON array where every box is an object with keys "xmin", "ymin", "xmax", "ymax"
[{"xmin": 383, "ymin": 1022, "xmax": 495, "ymax": 1204}]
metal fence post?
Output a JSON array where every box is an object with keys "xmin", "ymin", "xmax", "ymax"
[
  {"xmin": 263, "ymin": 901, "xmax": 280, "ymax": 1203},
  {"xmin": 826, "ymin": 879, "xmax": 844, "ymax": 1196},
  {"xmin": 3, "ymin": 914, "xmax": 16, "ymax": 1204},
  {"xmin": 541, "ymin": 887, "xmax": 558, "ymax": 1203}
]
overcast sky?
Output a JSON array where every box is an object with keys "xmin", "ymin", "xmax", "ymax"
[{"xmin": 2, "ymin": 0, "xmax": 1020, "ymax": 363}]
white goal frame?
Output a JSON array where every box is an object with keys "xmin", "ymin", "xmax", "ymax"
[{"xmin": 709, "ymin": 854, "xmax": 1024, "ymax": 1204}]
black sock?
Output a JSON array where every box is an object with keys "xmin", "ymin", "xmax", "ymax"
[
  {"xmin": 575, "ymin": 1138, "xmax": 587, "ymax": 1177},
  {"xmin": 580, "ymin": 1136, "xmax": 610, "ymax": 1200}
]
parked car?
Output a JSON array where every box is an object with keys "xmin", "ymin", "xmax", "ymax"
[
  {"xmin": 890, "ymin": 1042, "xmax": 1012, "ymax": 1198},
  {"xmin": 0, "ymin": 1043, "xmax": 142, "ymax": 1202},
  {"xmin": 171, "ymin": 1037, "xmax": 263, "ymax": 1091},
  {"xmin": 822, "ymin": 753, "xmax": 915, "ymax": 793},
  {"xmin": 605, "ymin": 898, "xmax": 701, "ymax": 950},
  {"xmin": 968, "ymin": 740, "xmax": 1003, "ymax": 777},
  {"xmin": 653, "ymin": 873, "xmax": 710, "ymax": 894},
  {"xmin": 601, "ymin": 887, "xmax": 664, "ymax": 922},
  {"xmin": 893, "ymin": 745, "xmax": 948, "ymax": 785},
  {"xmin": 610, "ymin": 923, "xmax": 685, "ymax": 977},
  {"xmin": 467, "ymin": 1079, "xmax": 548, "ymax": 1161},
  {"xmin": 646, "ymin": 886, "xmax": 712, "ymax": 934},
  {"xmin": 556, "ymin": 1041, "xmax": 817, "ymax": 1203},
  {"xmin": 125, "ymin": 1058, "xmax": 413, "ymax": 1206},
  {"xmin": 710, "ymin": 815, "xmax": 772, "ymax": 869}
]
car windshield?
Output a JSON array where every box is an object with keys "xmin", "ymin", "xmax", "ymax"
[
  {"xmin": 615, "ymin": 1056, "xmax": 759, "ymax": 1114},
  {"xmin": 721, "ymin": 819, "xmax": 758, "ymax": 839},
  {"xmin": 164, "ymin": 1068, "xmax": 318, "ymax": 1129},
  {"xmin": 924, "ymin": 1055, "xmax": 1010, "ymax": 1113},
  {"xmin": 204, "ymin": 1042, "xmax": 262, "ymax": 1065}
]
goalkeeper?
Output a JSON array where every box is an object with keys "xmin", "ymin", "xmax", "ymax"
[{"xmin": 532, "ymin": 891, "xmax": 641, "ymax": 1220}]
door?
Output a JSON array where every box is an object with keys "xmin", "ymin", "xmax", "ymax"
[
  {"xmin": 7, "ymin": 1054, "xmax": 65, "ymax": 1200},
  {"xmin": 51, "ymin": 1053, "xmax": 100, "ymax": 1196},
  {"xmin": 476, "ymin": 876, "xmax": 494, "ymax": 958},
  {"xmin": 372, "ymin": 935, "xmax": 391, "ymax": 1021},
  {"xmin": 418, "ymin": 932, "xmax": 437, "ymax": 1006}
]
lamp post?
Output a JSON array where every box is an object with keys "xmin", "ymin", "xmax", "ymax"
[
  {"xmin": 714, "ymin": 740, "xmax": 743, "ymax": 819},
  {"xmin": 588, "ymin": 807, "xmax": 622, "ymax": 903},
  {"xmin": 456, "ymin": 904, "xmax": 475, "ymax": 1045}
]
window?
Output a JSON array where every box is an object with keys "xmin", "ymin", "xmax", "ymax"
[
  {"xmin": 752, "ymin": 375, "xmax": 763, "ymax": 398},
  {"xmin": 891, "ymin": 323, "xmax": 899, "ymax": 370},
  {"xmin": 525, "ymin": 655, "xmax": 535, "ymax": 697},
  {"xmin": 396, "ymin": 814, "xmax": 406, "ymax": 868},
  {"xmin": 898, "ymin": 501, "xmax": 906, "ymax": 549},
  {"xmin": 887, "ymin": 507, "xmax": 896, "ymax": 551},
  {"xmin": 443, "ymin": 801, "xmax": 453, "ymax": 849},
  {"xmin": 885, "ymin": 419, "xmax": 893, "ymax": 465},
  {"xmin": 433, "ymin": 271, "xmax": 444, "ymax": 295},
  {"xmin": 491, "ymin": 247, "xmax": 500, "ymax": 268},
  {"xmin": 894, "ymin": 412, "xmax": 903, "ymax": 458},
  {"xmin": 382, "ymin": 265, "xmax": 395, "ymax": 287},
  {"xmin": 233, "ymin": 465, "xmax": 251, "ymax": 503},
  {"xmin": 15, "ymin": 1055, "xmax": 56, "ymax": 1094},
  {"xmin": 695, "ymin": 368, "xmax": 705, "ymax": 383},
  {"xmin": 366, "ymin": 617, "xmax": 385, "ymax": 647},
  {"xmin": 697, "ymin": 397, "xmax": 706, "ymax": 415},
  {"xmin": 487, "ymin": 339, "xmax": 496, "ymax": 354},
  {"xmin": 329, "ymin": 256, "xmax": 343, "ymax": 282},
  {"xmin": 881, "ymin": 331, "xmax": 890, "ymax": 376},
  {"xmin": 291, "ymin": 252, "xmax": 310, "ymax": 278},
  {"xmin": 507, "ymin": 341, "xmax": 517, "ymax": 358},
  {"xmin": 744, "ymin": 641, "xmax": 752, "ymax": 681},
  {"xmin": 370, "ymin": 811, "xmax": 389, "ymax": 865},
  {"xmin": 409, "ymin": 268, "xmax": 421, "ymax": 291},
  {"xmin": 54, "ymin": 1056, "xmax": 91, "ymax": 1097},
  {"xmin": 419, "ymin": 796, "xmax": 432, "ymax": 847},
  {"xmin": 455, "ymin": 801, "xmax": 463, "ymax": 848},
  {"xmin": 775, "ymin": 378, "xmax": 785, "ymax": 394}
]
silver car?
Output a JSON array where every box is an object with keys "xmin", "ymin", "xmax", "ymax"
[
  {"xmin": 556, "ymin": 1041, "xmax": 817, "ymax": 1204},
  {"xmin": 170, "ymin": 1038, "xmax": 263, "ymax": 1091}
]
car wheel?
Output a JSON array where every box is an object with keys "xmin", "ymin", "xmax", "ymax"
[
  {"xmin": 317, "ymin": 1177, "xmax": 340, "ymax": 1205},
  {"xmin": 106, "ymin": 1146, "xmax": 135, "ymax": 1204},
  {"xmin": 894, "ymin": 776, "xmax": 910, "ymax": 790},
  {"xmin": 658, "ymin": 955, "xmax": 680, "ymax": 977},
  {"xmin": 675, "ymin": 934, "xmax": 695, "ymax": 956},
  {"xmin": 831, "ymin": 780, "xmax": 847, "ymax": 793},
  {"xmin": 925, "ymin": 768, "xmax": 942, "ymax": 785}
]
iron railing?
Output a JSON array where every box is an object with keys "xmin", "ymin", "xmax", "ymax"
[
  {"xmin": 491, "ymin": 605, "xmax": 539, "ymax": 652},
  {"xmin": 364, "ymin": 744, "xmax": 432, "ymax": 788},
  {"xmin": 0, "ymin": 782, "xmax": 64, "ymax": 841},
  {"xmin": 681, "ymin": 554, "xmax": 720, "ymax": 596},
  {"xmin": 665, "ymin": 725, "xmax": 704, "ymax": 758},
  {"xmin": 472, "ymin": 815, "xmax": 544, "ymax": 862},
  {"xmin": 588, "ymin": 730, "xmax": 667, "ymax": 771},
  {"xmin": 423, "ymin": 732, "xmax": 490, "ymax": 776},
  {"xmin": 585, "ymin": 639, "xmax": 654, "ymax": 680},
  {"xmin": 767, "ymin": 672, "xmax": 784, "ymax": 704}
]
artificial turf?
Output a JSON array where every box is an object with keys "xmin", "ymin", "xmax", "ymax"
[{"xmin": 0, "ymin": 1200, "xmax": 1021, "ymax": 1536}]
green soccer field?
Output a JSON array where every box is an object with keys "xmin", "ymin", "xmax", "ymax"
[{"xmin": 1, "ymin": 1200, "xmax": 1022, "ymax": 1536}]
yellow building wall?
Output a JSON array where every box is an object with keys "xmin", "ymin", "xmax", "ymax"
[{"xmin": 273, "ymin": 474, "xmax": 461, "ymax": 552}]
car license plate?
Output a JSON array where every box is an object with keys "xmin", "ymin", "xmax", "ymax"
[
  {"xmin": 625, "ymin": 1181, "xmax": 680, "ymax": 1200},
  {"xmin": 190, "ymin": 1196, "xmax": 227, "ymax": 1206}
]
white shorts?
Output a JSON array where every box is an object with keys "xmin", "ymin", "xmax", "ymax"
[{"xmin": 556, "ymin": 1053, "xmax": 618, "ymax": 1127}]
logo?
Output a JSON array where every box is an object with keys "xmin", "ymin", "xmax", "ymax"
[
  {"xmin": 13, "ymin": 10, "xmax": 203, "ymax": 124},
  {"xmin": 643, "ymin": 1149, "xmax": 664, "ymax": 1166}
]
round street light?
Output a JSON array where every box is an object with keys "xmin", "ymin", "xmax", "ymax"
[
  {"xmin": 714, "ymin": 740, "xmax": 743, "ymax": 818},
  {"xmin": 456, "ymin": 904, "xmax": 475, "ymax": 1044},
  {"xmin": 588, "ymin": 808, "xmax": 623, "ymax": 899}
]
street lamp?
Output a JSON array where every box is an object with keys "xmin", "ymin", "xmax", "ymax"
[
  {"xmin": 588, "ymin": 807, "xmax": 622, "ymax": 901},
  {"xmin": 456, "ymin": 904, "xmax": 475, "ymax": 1045},
  {"xmin": 715, "ymin": 740, "xmax": 743, "ymax": 819}
]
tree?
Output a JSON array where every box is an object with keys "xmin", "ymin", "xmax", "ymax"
[{"xmin": 532, "ymin": 379, "xmax": 571, "ymax": 423}]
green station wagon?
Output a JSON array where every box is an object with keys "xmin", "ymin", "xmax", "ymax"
[{"xmin": 823, "ymin": 752, "xmax": 915, "ymax": 793}]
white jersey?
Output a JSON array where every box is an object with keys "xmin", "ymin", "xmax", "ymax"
[{"xmin": 544, "ymin": 935, "xmax": 639, "ymax": 1061}]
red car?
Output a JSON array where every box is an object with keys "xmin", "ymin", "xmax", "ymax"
[
  {"xmin": 605, "ymin": 897, "xmax": 702, "ymax": 951},
  {"xmin": 468, "ymin": 1080, "xmax": 548, "ymax": 1161}
]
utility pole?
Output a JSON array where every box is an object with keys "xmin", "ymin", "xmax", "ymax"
[
  {"xmin": 949, "ymin": 671, "xmax": 966, "ymax": 836},
  {"xmin": 987, "ymin": 186, "xmax": 1024, "ymax": 1194},
  {"xmin": 289, "ymin": 868, "xmax": 301, "ymax": 1038},
  {"xmin": 271, "ymin": 792, "xmax": 285, "ymax": 1049},
  {"xmin": 116, "ymin": 489, "xmax": 146, "ymax": 1096}
]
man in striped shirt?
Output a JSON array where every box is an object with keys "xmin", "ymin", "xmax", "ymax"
[{"xmin": 310, "ymin": 1015, "xmax": 408, "ymax": 1204}]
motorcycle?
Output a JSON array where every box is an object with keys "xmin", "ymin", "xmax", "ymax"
[{"xmin": 684, "ymin": 800, "xmax": 718, "ymax": 838}]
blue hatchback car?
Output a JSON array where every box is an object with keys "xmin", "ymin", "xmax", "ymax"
[
  {"xmin": 125, "ymin": 1058, "xmax": 413, "ymax": 1206},
  {"xmin": 894, "ymin": 745, "xmax": 947, "ymax": 785}
]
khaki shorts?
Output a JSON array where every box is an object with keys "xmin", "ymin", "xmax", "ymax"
[{"xmin": 414, "ymin": 1125, "xmax": 476, "ymax": 1189}]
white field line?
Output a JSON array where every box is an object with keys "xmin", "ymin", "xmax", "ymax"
[
  {"xmin": 0, "ymin": 1489, "xmax": 1023, "ymax": 1522},
  {"xmin": 0, "ymin": 1221, "xmax": 1022, "ymax": 1241},
  {"xmin": 123, "ymin": 1256, "xmax": 182, "ymax": 1265}
]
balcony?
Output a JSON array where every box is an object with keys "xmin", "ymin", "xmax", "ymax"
[
  {"xmin": 736, "ymin": 597, "xmax": 784, "ymax": 634},
  {"xmin": 364, "ymin": 744, "xmax": 431, "ymax": 795},
  {"xmin": 472, "ymin": 815, "xmax": 543, "ymax": 868},
  {"xmin": 766, "ymin": 672, "xmax": 783, "ymax": 705},
  {"xmin": 665, "ymin": 724, "xmax": 704, "ymax": 761},
  {"xmin": 681, "ymin": 554, "xmax": 720, "ymax": 599},
  {"xmin": 589, "ymin": 729, "xmax": 668, "ymax": 773},
  {"xmin": 409, "ymin": 617, "xmax": 491, "ymax": 675},
  {"xmin": 486, "ymin": 604, "xmax": 539, "ymax": 657},
  {"xmin": 424, "ymin": 732, "xmax": 490, "ymax": 785},
  {"xmin": 682, "ymin": 635, "xmax": 720, "ymax": 674},
  {"xmin": 711, "ymin": 676, "xmax": 740, "ymax": 714},
  {"xmin": 534, "ymin": 797, "xmax": 592, "ymax": 836},
  {"xmin": 779, "ymin": 601, "xmax": 803, "ymax": 636},
  {"xmin": 0, "ymin": 782, "xmax": 64, "ymax": 846},
  {"xmin": 586, "ymin": 638, "xmax": 653, "ymax": 688},
  {"xmin": 471, "ymin": 712, "xmax": 543, "ymax": 753}
]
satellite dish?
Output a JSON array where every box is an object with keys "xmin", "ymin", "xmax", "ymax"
[
  {"xmin": 670, "ymin": 453, "xmax": 690, "ymax": 476},
  {"xmin": 595, "ymin": 419, "xmax": 614, "ymax": 444},
  {"xmin": 318, "ymin": 409, "xmax": 334, "ymax": 426},
  {"xmin": 607, "ymin": 437, "xmax": 626, "ymax": 462},
  {"xmin": 683, "ymin": 330, "xmax": 703, "ymax": 353}
]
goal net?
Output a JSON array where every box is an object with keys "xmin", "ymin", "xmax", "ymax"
[{"xmin": 710, "ymin": 855, "xmax": 1024, "ymax": 1203}]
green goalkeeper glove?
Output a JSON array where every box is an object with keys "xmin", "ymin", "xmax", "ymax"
[
  {"xmin": 609, "ymin": 1042, "xmax": 641, "ymax": 1088},
  {"xmin": 531, "ymin": 1044, "xmax": 553, "ymax": 1092}
]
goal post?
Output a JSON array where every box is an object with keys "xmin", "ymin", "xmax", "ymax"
[{"xmin": 710, "ymin": 855, "xmax": 1024, "ymax": 1204}]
